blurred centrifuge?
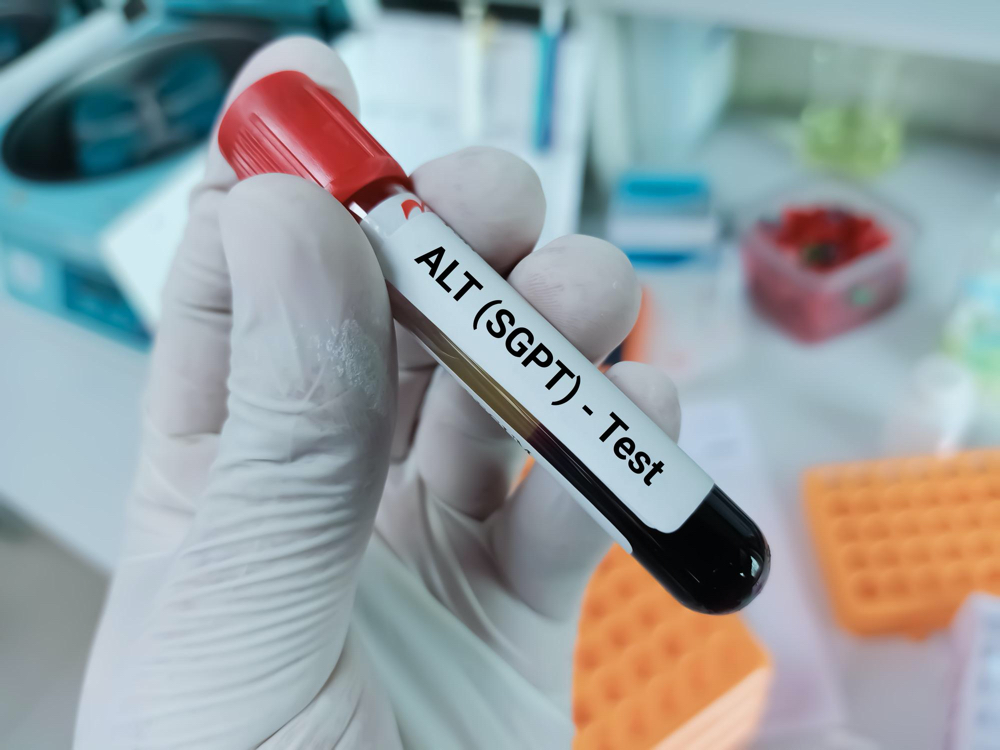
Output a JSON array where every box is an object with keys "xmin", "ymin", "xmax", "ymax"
[{"xmin": 0, "ymin": 1, "xmax": 353, "ymax": 345}]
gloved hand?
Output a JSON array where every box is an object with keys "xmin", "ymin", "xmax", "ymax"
[{"xmin": 75, "ymin": 37, "xmax": 681, "ymax": 750}]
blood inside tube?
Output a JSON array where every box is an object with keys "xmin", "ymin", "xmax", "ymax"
[
  {"xmin": 389, "ymin": 285, "xmax": 768, "ymax": 614},
  {"xmin": 218, "ymin": 71, "xmax": 770, "ymax": 614}
]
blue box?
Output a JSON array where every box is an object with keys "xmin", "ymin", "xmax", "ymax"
[{"xmin": 606, "ymin": 172, "xmax": 721, "ymax": 266}]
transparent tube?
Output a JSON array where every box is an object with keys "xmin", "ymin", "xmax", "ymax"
[
  {"xmin": 218, "ymin": 68, "xmax": 769, "ymax": 613},
  {"xmin": 349, "ymin": 179, "xmax": 769, "ymax": 614}
]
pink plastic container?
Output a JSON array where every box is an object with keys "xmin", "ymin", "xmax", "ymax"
[{"xmin": 740, "ymin": 179, "xmax": 914, "ymax": 343}]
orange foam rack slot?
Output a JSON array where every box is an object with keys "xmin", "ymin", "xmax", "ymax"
[
  {"xmin": 619, "ymin": 286, "xmax": 654, "ymax": 364},
  {"xmin": 804, "ymin": 449, "xmax": 1000, "ymax": 638},
  {"xmin": 573, "ymin": 546, "xmax": 771, "ymax": 750}
]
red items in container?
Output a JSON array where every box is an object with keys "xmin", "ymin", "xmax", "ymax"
[
  {"xmin": 740, "ymin": 180, "xmax": 914, "ymax": 343},
  {"xmin": 767, "ymin": 206, "xmax": 891, "ymax": 271}
]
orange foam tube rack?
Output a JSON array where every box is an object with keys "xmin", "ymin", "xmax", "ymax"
[
  {"xmin": 804, "ymin": 448, "xmax": 1000, "ymax": 638},
  {"xmin": 573, "ymin": 546, "xmax": 771, "ymax": 750}
]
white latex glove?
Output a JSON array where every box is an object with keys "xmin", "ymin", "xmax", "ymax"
[{"xmin": 75, "ymin": 38, "xmax": 681, "ymax": 750}]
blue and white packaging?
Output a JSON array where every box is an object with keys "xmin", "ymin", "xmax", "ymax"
[{"xmin": 606, "ymin": 172, "xmax": 721, "ymax": 264}]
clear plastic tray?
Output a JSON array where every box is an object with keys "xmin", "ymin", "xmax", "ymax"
[{"xmin": 739, "ymin": 178, "xmax": 916, "ymax": 342}]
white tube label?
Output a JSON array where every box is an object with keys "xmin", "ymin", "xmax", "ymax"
[{"xmin": 361, "ymin": 193, "xmax": 712, "ymax": 536}]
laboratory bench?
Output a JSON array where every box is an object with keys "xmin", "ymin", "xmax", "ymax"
[{"xmin": 3, "ymin": 113, "xmax": 1000, "ymax": 749}]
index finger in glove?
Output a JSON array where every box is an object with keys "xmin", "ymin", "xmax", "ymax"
[{"xmin": 389, "ymin": 147, "xmax": 546, "ymax": 461}]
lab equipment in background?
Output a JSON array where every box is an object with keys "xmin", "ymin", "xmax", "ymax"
[
  {"xmin": 881, "ymin": 354, "xmax": 976, "ymax": 457},
  {"xmin": 458, "ymin": 0, "xmax": 488, "ymax": 141},
  {"xmin": 627, "ymin": 20, "xmax": 734, "ymax": 166},
  {"xmin": 532, "ymin": 0, "xmax": 565, "ymax": 151},
  {"xmin": 101, "ymin": 10, "xmax": 594, "ymax": 332},
  {"xmin": 72, "ymin": 87, "xmax": 146, "ymax": 176},
  {"xmin": 804, "ymin": 449, "xmax": 1000, "ymax": 638},
  {"xmin": 740, "ymin": 179, "xmax": 913, "ymax": 343},
  {"xmin": 312, "ymin": 12, "xmax": 592, "ymax": 249},
  {"xmin": 101, "ymin": 147, "xmax": 203, "ymax": 329},
  {"xmin": 0, "ymin": 2, "xmax": 350, "ymax": 345},
  {"xmin": 584, "ymin": 12, "xmax": 630, "ymax": 195},
  {"xmin": 163, "ymin": 0, "xmax": 352, "ymax": 33},
  {"xmin": 948, "ymin": 593, "xmax": 1000, "ymax": 750},
  {"xmin": 71, "ymin": 50, "xmax": 225, "ymax": 176},
  {"xmin": 609, "ymin": 173, "xmax": 743, "ymax": 385},
  {"xmin": 586, "ymin": 16, "xmax": 733, "ymax": 193},
  {"xmin": 573, "ymin": 545, "xmax": 772, "ymax": 750},
  {"xmin": 606, "ymin": 173, "xmax": 719, "ymax": 261},
  {"xmin": 944, "ymin": 198, "xmax": 1000, "ymax": 404},
  {"xmin": 0, "ymin": 0, "xmax": 61, "ymax": 68},
  {"xmin": 0, "ymin": 23, "xmax": 266, "ymax": 345},
  {"xmin": 0, "ymin": 2, "xmax": 135, "ymax": 124},
  {"xmin": 801, "ymin": 42, "xmax": 905, "ymax": 177}
]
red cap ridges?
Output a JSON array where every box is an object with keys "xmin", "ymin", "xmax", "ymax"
[{"xmin": 218, "ymin": 70, "xmax": 407, "ymax": 203}]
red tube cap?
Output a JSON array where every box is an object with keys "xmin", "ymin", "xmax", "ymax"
[{"xmin": 218, "ymin": 70, "xmax": 407, "ymax": 203}]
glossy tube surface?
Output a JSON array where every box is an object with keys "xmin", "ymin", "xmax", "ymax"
[
  {"xmin": 349, "ymin": 181, "xmax": 769, "ymax": 614},
  {"xmin": 218, "ymin": 71, "xmax": 770, "ymax": 613}
]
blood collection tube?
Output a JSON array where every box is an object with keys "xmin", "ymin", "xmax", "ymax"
[{"xmin": 218, "ymin": 71, "xmax": 769, "ymax": 614}]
